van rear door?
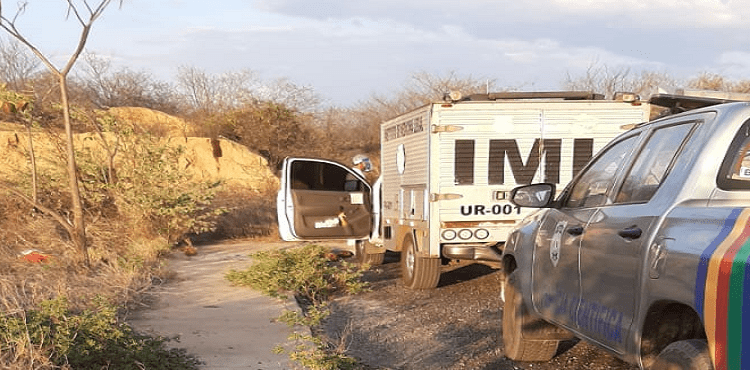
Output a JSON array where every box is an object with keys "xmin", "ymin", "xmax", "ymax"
[{"xmin": 277, "ymin": 157, "xmax": 373, "ymax": 241}]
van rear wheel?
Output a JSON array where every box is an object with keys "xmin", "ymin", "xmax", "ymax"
[{"xmin": 400, "ymin": 234, "xmax": 440, "ymax": 289}]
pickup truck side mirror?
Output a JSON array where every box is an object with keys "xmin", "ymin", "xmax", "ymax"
[{"xmin": 510, "ymin": 183, "xmax": 556, "ymax": 208}]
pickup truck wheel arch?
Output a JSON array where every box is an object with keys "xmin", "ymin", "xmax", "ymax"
[
  {"xmin": 650, "ymin": 339, "xmax": 712, "ymax": 370},
  {"xmin": 499, "ymin": 255, "xmax": 517, "ymax": 305},
  {"xmin": 640, "ymin": 302, "xmax": 704, "ymax": 365},
  {"xmin": 502, "ymin": 271, "xmax": 560, "ymax": 362}
]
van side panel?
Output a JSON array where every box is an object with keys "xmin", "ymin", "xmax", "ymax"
[{"xmin": 380, "ymin": 106, "xmax": 431, "ymax": 252}]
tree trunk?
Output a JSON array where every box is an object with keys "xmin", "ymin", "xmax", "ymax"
[
  {"xmin": 26, "ymin": 123, "xmax": 37, "ymax": 203},
  {"xmin": 59, "ymin": 74, "xmax": 89, "ymax": 266}
]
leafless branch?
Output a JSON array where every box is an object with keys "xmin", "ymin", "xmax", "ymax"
[{"xmin": 0, "ymin": 182, "xmax": 74, "ymax": 236}]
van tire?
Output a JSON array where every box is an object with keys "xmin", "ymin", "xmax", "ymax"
[
  {"xmin": 355, "ymin": 240, "xmax": 385, "ymax": 266},
  {"xmin": 400, "ymin": 233, "xmax": 440, "ymax": 289},
  {"xmin": 651, "ymin": 340, "xmax": 712, "ymax": 370},
  {"xmin": 502, "ymin": 271, "xmax": 559, "ymax": 361}
]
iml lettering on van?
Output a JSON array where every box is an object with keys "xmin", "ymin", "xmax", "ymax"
[{"xmin": 454, "ymin": 138, "xmax": 595, "ymax": 185}]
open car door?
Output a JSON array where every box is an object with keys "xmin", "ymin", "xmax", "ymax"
[{"xmin": 277, "ymin": 157, "xmax": 373, "ymax": 241}]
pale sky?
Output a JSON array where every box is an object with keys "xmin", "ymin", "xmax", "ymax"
[{"xmin": 4, "ymin": 0, "xmax": 750, "ymax": 107}]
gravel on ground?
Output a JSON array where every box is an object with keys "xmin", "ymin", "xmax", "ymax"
[{"xmin": 320, "ymin": 251, "xmax": 638, "ymax": 370}]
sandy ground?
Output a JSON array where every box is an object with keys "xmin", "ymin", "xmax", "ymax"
[
  {"xmin": 125, "ymin": 239, "xmax": 635, "ymax": 370},
  {"xmin": 127, "ymin": 240, "xmax": 314, "ymax": 370}
]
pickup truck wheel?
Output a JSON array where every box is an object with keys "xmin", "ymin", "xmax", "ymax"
[
  {"xmin": 502, "ymin": 272, "xmax": 559, "ymax": 361},
  {"xmin": 651, "ymin": 340, "xmax": 712, "ymax": 370},
  {"xmin": 400, "ymin": 234, "xmax": 440, "ymax": 289},
  {"xmin": 355, "ymin": 240, "xmax": 384, "ymax": 266}
]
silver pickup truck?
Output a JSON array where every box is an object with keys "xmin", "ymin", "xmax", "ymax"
[{"xmin": 501, "ymin": 101, "xmax": 750, "ymax": 369}]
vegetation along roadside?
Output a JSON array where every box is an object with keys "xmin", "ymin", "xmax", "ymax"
[{"xmin": 226, "ymin": 244, "xmax": 370, "ymax": 370}]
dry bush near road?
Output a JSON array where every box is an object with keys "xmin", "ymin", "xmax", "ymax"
[
  {"xmin": 200, "ymin": 184, "xmax": 279, "ymax": 241},
  {"xmin": 0, "ymin": 106, "xmax": 281, "ymax": 367},
  {"xmin": 0, "ymin": 106, "xmax": 280, "ymax": 298}
]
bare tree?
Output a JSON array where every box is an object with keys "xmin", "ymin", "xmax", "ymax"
[
  {"xmin": 403, "ymin": 70, "xmax": 494, "ymax": 103},
  {"xmin": 686, "ymin": 72, "xmax": 750, "ymax": 94},
  {"xmin": 176, "ymin": 66, "xmax": 324, "ymax": 115},
  {"xmin": 79, "ymin": 52, "xmax": 178, "ymax": 112},
  {"xmin": 257, "ymin": 77, "xmax": 320, "ymax": 112},
  {"xmin": 564, "ymin": 62, "xmax": 675, "ymax": 99},
  {"xmin": 688, "ymin": 72, "xmax": 728, "ymax": 91},
  {"xmin": 358, "ymin": 70, "xmax": 495, "ymax": 122},
  {"xmin": 0, "ymin": 0, "xmax": 123, "ymax": 266},
  {"xmin": 176, "ymin": 66, "xmax": 261, "ymax": 113},
  {"xmin": 329, "ymin": 71, "xmax": 495, "ymax": 163},
  {"xmin": 0, "ymin": 37, "xmax": 39, "ymax": 91}
]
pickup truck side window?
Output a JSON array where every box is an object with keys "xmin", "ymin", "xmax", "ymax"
[
  {"xmin": 718, "ymin": 120, "xmax": 750, "ymax": 190},
  {"xmin": 615, "ymin": 122, "xmax": 695, "ymax": 203},
  {"xmin": 564, "ymin": 135, "xmax": 639, "ymax": 208}
]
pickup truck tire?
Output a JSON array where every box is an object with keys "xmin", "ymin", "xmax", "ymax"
[
  {"xmin": 355, "ymin": 240, "xmax": 385, "ymax": 266},
  {"xmin": 400, "ymin": 233, "xmax": 440, "ymax": 289},
  {"xmin": 651, "ymin": 339, "xmax": 712, "ymax": 370},
  {"xmin": 502, "ymin": 271, "xmax": 559, "ymax": 362}
]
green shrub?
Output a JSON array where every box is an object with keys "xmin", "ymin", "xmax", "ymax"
[
  {"xmin": 0, "ymin": 296, "xmax": 201, "ymax": 370},
  {"xmin": 226, "ymin": 244, "xmax": 367, "ymax": 369},
  {"xmin": 275, "ymin": 304, "xmax": 359, "ymax": 370},
  {"xmin": 75, "ymin": 115, "xmax": 224, "ymax": 244},
  {"xmin": 225, "ymin": 244, "xmax": 367, "ymax": 304}
]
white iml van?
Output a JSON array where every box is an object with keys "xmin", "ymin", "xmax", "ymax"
[{"xmin": 277, "ymin": 91, "xmax": 658, "ymax": 289}]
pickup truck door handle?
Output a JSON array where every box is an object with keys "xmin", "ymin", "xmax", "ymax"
[
  {"xmin": 566, "ymin": 226, "xmax": 584, "ymax": 236},
  {"xmin": 618, "ymin": 226, "xmax": 642, "ymax": 240}
]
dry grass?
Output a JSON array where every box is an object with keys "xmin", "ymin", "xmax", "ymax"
[
  {"xmin": 0, "ymin": 193, "xmax": 175, "ymax": 368},
  {"xmin": 0, "ymin": 111, "xmax": 280, "ymax": 313},
  {"xmin": 0, "ymin": 203, "xmax": 168, "ymax": 314},
  {"xmin": 0, "ymin": 121, "xmax": 23, "ymax": 131}
]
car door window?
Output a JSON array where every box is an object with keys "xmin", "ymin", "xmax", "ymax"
[
  {"xmin": 615, "ymin": 123, "xmax": 695, "ymax": 203},
  {"xmin": 564, "ymin": 135, "xmax": 639, "ymax": 208},
  {"xmin": 291, "ymin": 160, "xmax": 367, "ymax": 192},
  {"xmin": 719, "ymin": 120, "xmax": 750, "ymax": 190}
]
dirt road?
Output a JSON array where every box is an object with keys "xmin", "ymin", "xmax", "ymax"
[
  {"xmin": 128, "ymin": 240, "xmax": 637, "ymax": 369},
  {"xmin": 127, "ymin": 240, "xmax": 307, "ymax": 370}
]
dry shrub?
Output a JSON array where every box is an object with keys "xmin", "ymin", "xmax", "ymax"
[
  {"xmin": 0, "ymin": 164, "xmax": 175, "ymax": 315},
  {"xmin": 203, "ymin": 184, "xmax": 279, "ymax": 241}
]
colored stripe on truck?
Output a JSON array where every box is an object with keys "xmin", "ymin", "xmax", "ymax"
[{"xmin": 695, "ymin": 208, "xmax": 750, "ymax": 369}]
